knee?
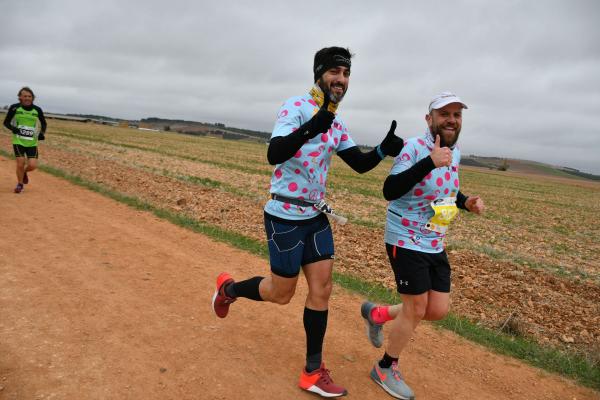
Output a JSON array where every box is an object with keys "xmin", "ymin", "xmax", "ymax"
[
  {"xmin": 309, "ymin": 280, "xmax": 333, "ymax": 302},
  {"xmin": 272, "ymin": 290, "xmax": 295, "ymax": 305},
  {"xmin": 424, "ymin": 304, "xmax": 449, "ymax": 321},
  {"xmin": 404, "ymin": 299, "xmax": 428, "ymax": 322}
]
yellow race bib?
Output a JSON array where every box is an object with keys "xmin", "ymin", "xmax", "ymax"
[{"xmin": 425, "ymin": 197, "xmax": 459, "ymax": 234}]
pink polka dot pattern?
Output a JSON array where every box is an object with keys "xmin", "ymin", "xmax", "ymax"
[
  {"xmin": 401, "ymin": 218, "xmax": 410, "ymax": 227},
  {"xmin": 436, "ymin": 178, "xmax": 443, "ymax": 187},
  {"xmin": 295, "ymin": 169, "xmax": 301, "ymax": 174},
  {"xmin": 294, "ymin": 150, "xmax": 302, "ymax": 158},
  {"xmin": 275, "ymin": 169, "xmax": 282, "ymax": 179},
  {"xmin": 294, "ymin": 101, "xmax": 301, "ymax": 106},
  {"xmin": 454, "ymin": 179, "xmax": 459, "ymax": 187},
  {"xmin": 398, "ymin": 240, "xmax": 405, "ymax": 246},
  {"xmin": 288, "ymin": 182, "xmax": 298, "ymax": 192},
  {"xmin": 308, "ymin": 99, "xmax": 317, "ymax": 106},
  {"xmin": 414, "ymin": 188, "xmax": 423, "ymax": 196},
  {"xmin": 445, "ymin": 172, "xmax": 451, "ymax": 181},
  {"xmin": 431, "ymin": 239, "xmax": 438, "ymax": 248}
]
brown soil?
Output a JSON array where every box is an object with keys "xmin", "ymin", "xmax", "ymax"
[
  {"xmin": 1, "ymin": 158, "xmax": 599, "ymax": 399},
  {"xmin": 9, "ymin": 130, "xmax": 597, "ymax": 353}
]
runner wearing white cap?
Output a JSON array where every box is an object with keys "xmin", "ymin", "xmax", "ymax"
[{"xmin": 360, "ymin": 92, "xmax": 484, "ymax": 399}]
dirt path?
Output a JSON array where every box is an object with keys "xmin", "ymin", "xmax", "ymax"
[{"xmin": 0, "ymin": 158, "xmax": 597, "ymax": 400}]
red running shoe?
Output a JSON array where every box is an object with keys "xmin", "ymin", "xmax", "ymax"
[
  {"xmin": 212, "ymin": 272, "xmax": 236, "ymax": 318},
  {"xmin": 299, "ymin": 363, "xmax": 347, "ymax": 397},
  {"xmin": 14, "ymin": 183, "xmax": 24, "ymax": 193}
]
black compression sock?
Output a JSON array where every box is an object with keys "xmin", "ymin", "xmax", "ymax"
[
  {"xmin": 304, "ymin": 307, "xmax": 328, "ymax": 373},
  {"xmin": 227, "ymin": 277, "xmax": 264, "ymax": 301},
  {"xmin": 379, "ymin": 352, "xmax": 399, "ymax": 369}
]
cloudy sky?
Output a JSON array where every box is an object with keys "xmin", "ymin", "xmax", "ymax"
[{"xmin": 1, "ymin": 1, "xmax": 599, "ymax": 173}]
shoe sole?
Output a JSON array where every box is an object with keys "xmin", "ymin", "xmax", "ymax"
[
  {"xmin": 211, "ymin": 289, "xmax": 226, "ymax": 318},
  {"xmin": 300, "ymin": 384, "xmax": 347, "ymax": 398},
  {"xmin": 370, "ymin": 372, "xmax": 414, "ymax": 400},
  {"xmin": 361, "ymin": 302, "xmax": 383, "ymax": 348}
]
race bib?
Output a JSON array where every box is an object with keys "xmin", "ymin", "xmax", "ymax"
[
  {"xmin": 425, "ymin": 197, "xmax": 458, "ymax": 233},
  {"xmin": 17, "ymin": 126, "xmax": 35, "ymax": 140}
]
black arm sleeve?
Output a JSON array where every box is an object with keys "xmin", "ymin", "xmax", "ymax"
[
  {"xmin": 457, "ymin": 190, "xmax": 469, "ymax": 211},
  {"xmin": 35, "ymin": 106, "xmax": 47, "ymax": 133},
  {"xmin": 266, "ymin": 129, "xmax": 307, "ymax": 165},
  {"xmin": 383, "ymin": 156, "xmax": 436, "ymax": 201},
  {"xmin": 336, "ymin": 146, "xmax": 383, "ymax": 174},
  {"xmin": 3, "ymin": 105, "xmax": 17, "ymax": 131}
]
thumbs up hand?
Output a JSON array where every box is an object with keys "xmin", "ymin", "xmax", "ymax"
[
  {"xmin": 430, "ymin": 134, "xmax": 452, "ymax": 167},
  {"xmin": 379, "ymin": 120, "xmax": 404, "ymax": 157}
]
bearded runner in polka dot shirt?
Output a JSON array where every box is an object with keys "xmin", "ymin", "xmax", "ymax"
[
  {"xmin": 211, "ymin": 47, "xmax": 405, "ymax": 398},
  {"xmin": 360, "ymin": 92, "xmax": 486, "ymax": 400}
]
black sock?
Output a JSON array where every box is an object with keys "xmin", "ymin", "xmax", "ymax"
[
  {"xmin": 379, "ymin": 352, "xmax": 399, "ymax": 369},
  {"xmin": 227, "ymin": 277, "xmax": 264, "ymax": 301},
  {"xmin": 303, "ymin": 307, "xmax": 328, "ymax": 373}
]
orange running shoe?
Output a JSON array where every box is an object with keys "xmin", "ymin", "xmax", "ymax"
[
  {"xmin": 299, "ymin": 363, "xmax": 347, "ymax": 397},
  {"xmin": 211, "ymin": 272, "xmax": 236, "ymax": 318}
]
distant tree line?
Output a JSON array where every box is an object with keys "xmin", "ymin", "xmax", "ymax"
[{"xmin": 68, "ymin": 113, "xmax": 121, "ymax": 122}]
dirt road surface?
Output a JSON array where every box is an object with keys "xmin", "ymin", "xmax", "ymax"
[{"xmin": 1, "ymin": 158, "xmax": 598, "ymax": 400}]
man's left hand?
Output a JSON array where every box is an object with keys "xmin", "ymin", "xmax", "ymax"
[
  {"xmin": 38, "ymin": 132, "xmax": 45, "ymax": 140},
  {"xmin": 465, "ymin": 196, "xmax": 485, "ymax": 214},
  {"xmin": 379, "ymin": 120, "xmax": 404, "ymax": 157}
]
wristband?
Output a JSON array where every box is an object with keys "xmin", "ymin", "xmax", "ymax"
[{"xmin": 376, "ymin": 145, "xmax": 385, "ymax": 160}]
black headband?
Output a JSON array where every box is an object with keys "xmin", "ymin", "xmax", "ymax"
[{"xmin": 314, "ymin": 53, "xmax": 351, "ymax": 82}]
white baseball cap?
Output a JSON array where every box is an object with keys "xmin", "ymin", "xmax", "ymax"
[{"xmin": 428, "ymin": 92, "xmax": 468, "ymax": 112}]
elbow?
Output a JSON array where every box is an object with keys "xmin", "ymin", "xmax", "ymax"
[
  {"xmin": 382, "ymin": 185, "xmax": 393, "ymax": 201},
  {"xmin": 266, "ymin": 146, "xmax": 278, "ymax": 165},
  {"xmin": 266, "ymin": 154, "xmax": 277, "ymax": 165}
]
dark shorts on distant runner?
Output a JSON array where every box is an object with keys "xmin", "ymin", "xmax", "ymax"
[
  {"xmin": 264, "ymin": 212, "xmax": 334, "ymax": 278},
  {"xmin": 385, "ymin": 243, "xmax": 451, "ymax": 295},
  {"xmin": 13, "ymin": 144, "xmax": 38, "ymax": 159}
]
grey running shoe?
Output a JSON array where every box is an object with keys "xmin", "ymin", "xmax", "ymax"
[
  {"xmin": 370, "ymin": 362, "xmax": 415, "ymax": 400},
  {"xmin": 361, "ymin": 301, "xmax": 384, "ymax": 348}
]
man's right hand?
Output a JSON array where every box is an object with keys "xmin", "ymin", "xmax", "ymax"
[
  {"xmin": 303, "ymin": 93, "xmax": 335, "ymax": 138},
  {"xmin": 430, "ymin": 134, "xmax": 452, "ymax": 167},
  {"xmin": 11, "ymin": 127, "xmax": 20, "ymax": 135}
]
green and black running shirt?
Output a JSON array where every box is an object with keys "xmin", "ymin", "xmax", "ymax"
[{"xmin": 3, "ymin": 103, "xmax": 47, "ymax": 147}]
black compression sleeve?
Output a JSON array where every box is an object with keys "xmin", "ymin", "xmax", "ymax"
[
  {"xmin": 337, "ymin": 146, "xmax": 383, "ymax": 174},
  {"xmin": 266, "ymin": 128, "xmax": 307, "ymax": 165},
  {"xmin": 383, "ymin": 156, "xmax": 436, "ymax": 201},
  {"xmin": 457, "ymin": 191, "xmax": 469, "ymax": 210},
  {"xmin": 3, "ymin": 105, "xmax": 17, "ymax": 131},
  {"xmin": 35, "ymin": 106, "xmax": 47, "ymax": 133}
]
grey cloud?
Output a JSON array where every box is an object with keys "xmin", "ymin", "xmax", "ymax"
[{"xmin": 1, "ymin": 0, "xmax": 598, "ymax": 173}]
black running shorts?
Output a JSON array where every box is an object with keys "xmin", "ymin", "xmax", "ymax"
[
  {"xmin": 13, "ymin": 144, "xmax": 38, "ymax": 159},
  {"xmin": 385, "ymin": 243, "xmax": 451, "ymax": 295}
]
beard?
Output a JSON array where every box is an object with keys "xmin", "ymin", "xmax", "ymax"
[
  {"xmin": 431, "ymin": 121, "xmax": 461, "ymax": 147},
  {"xmin": 317, "ymin": 79, "xmax": 346, "ymax": 103}
]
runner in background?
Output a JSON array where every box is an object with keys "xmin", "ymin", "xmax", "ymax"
[
  {"xmin": 3, "ymin": 87, "xmax": 47, "ymax": 193},
  {"xmin": 212, "ymin": 46, "xmax": 404, "ymax": 397},
  {"xmin": 361, "ymin": 92, "xmax": 485, "ymax": 399}
]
